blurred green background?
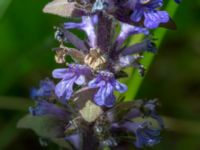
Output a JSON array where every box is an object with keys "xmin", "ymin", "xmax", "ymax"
[{"xmin": 0, "ymin": 0, "xmax": 200, "ymax": 149}]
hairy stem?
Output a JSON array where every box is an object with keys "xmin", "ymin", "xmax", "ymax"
[
  {"xmin": 97, "ymin": 12, "xmax": 112, "ymax": 52},
  {"xmin": 82, "ymin": 125, "xmax": 98, "ymax": 150}
]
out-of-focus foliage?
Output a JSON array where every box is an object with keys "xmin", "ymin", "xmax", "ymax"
[{"xmin": 0, "ymin": 0, "xmax": 200, "ymax": 150}]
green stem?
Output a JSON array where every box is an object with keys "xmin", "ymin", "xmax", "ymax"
[{"xmin": 124, "ymin": 1, "xmax": 179, "ymax": 101}]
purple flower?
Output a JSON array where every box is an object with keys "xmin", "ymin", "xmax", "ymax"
[
  {"xmin": 133, "ymin": 122, "xmax": 161, "ymax": 148},
  {"xmin": 52, "ymin": 64, "xmax": 92, "ymax": 103},
  {"xmin": 64, "ymin": 16, "xmax": 98, "ymax": 48},
  {"xmin": 65, "ymin": 133, "xmax": 81, "ymax": 149},
  {"xmin": 143, "ymin": 100, "xmax": 164, "ymax": 128},
  {"xmin": 113, "ymin": 121, "xmax": 161, "ymax": 148},
  {"xmin": 121, "ymin": 39, "xmax": 157, "ymax": 55},
  {"xmin": 130, "ymin": 0, "xmax": 169, "ymax": 29},
  {"xmin": 117, "ymin": 55, "xmax": 136, "ymax": 68},
  {"xmin": 29, "ymin": 101, "xmax": 69, "ymax": 121},
  {"xmin": 30, "ymin": 78, "xmax": 55, "ymax": 100},
  {"xmin": 88, "ymin": 71, "xmax": 127, "ymax": 107},
  {"xmin": 115, "ymin": 23, "xmax": 149, "ymax": 49}
]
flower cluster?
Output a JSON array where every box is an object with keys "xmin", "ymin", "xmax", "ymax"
[
  {"xmin": 18, "ymin": 0, "xmax": 180, "ymax": 150},
  {"xmin": 53, "ymin": 13, "xmax": 157, "ymax": 106},
  {"xmin": 27, "ymin": 80, "xmax": 163, "ymax": 149}
]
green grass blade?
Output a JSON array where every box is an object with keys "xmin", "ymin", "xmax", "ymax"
[{"xmin": 124, "ymin": 1, "xmax": 179, "ymax": 101}]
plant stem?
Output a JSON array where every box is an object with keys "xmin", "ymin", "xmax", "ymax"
[
  {"xmin": 82, "ymin": 125, "xmax": 98, "ymax": 150},
  {"xmin": 124, "ymin": 1, "xmax": 179, "ymax": 101},
  {"xmin": 97, "ymin": 12, "xmax": 113, "ymax": 52}
]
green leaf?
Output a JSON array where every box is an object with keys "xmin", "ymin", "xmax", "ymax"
[{"xmin": 17, "ymin": 114, "xmax": 65, "ymax": 139}]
